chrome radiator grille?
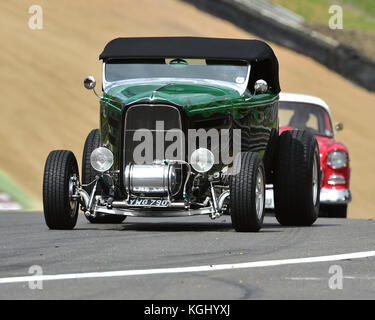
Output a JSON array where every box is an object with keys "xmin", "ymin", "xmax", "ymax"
[{"xmin": 123, "ymin": 104, "xmax": 183, "ymax": 165}]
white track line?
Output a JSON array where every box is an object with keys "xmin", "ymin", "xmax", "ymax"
[
  {"xmin": 0, "ymin": 250, "xmax": 374, "ymax": 285},
  {"xmin": 286, "ymin": 276, "xmax": 375, "ymax": 281}
]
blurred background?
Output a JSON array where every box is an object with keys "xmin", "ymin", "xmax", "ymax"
[
  {"xmin": 273, "ymin": 0, "xmax": 375, "ymax": 58},
  {"xmin": 0, "ymin": 0, "xmax": 374, "ymax": 218}
]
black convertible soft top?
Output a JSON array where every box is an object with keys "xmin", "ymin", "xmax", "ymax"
[{"xmin": 99, "ymin": 37, "xmax": 280, "ymax": 93}]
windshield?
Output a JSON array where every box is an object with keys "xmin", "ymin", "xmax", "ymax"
[
  {"xmin": 104, "ymin": 58, "xmax": 250, "ymax": 92},
  {"xmin": 279, "ymin": 101, "xmax": 333, "ymax": 136}
]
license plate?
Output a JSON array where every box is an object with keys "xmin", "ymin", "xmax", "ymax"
[{"xmin": 127, "ymin": 198, "xmax": 170, "ymax": 207}]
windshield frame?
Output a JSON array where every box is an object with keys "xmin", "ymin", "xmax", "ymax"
[{"xmin": 102, "ymin": 59, "xmax": 251, "ymax": 95}]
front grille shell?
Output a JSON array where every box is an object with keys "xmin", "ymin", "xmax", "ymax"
[{"xmin": 122, "ymin": 103, "xmax": 184, "ymax": 197}]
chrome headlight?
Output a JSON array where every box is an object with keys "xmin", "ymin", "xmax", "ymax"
[
  {"xmin": 327, "ymin": 150, "xmax": 347, "ymax": 169},
  {"xmin": 90, "ymin": 147, "xmax": 114, "ymax": 172},
  {"xmin": 190, "ymin": 148, "xmax": 215, "ymax": 173}
]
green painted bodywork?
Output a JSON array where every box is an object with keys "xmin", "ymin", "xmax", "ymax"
[{"xmin": 99, "ymin": 81, "xmax": 279, "ymax": 172}]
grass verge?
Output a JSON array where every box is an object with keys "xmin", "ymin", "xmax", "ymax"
[{"xmin": 0, "ymin": 171, "xmax": 41, "ymax": 211}]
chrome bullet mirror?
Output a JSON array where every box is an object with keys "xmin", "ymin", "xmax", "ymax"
[
  {"xmin": 254, "ymin": 79, "xmax": 268, "ymax": 94},
  {"xmin": 83, "ymin": 76, "xmax": 96, "ymax": 90}
]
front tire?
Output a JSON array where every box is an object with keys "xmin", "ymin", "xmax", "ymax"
[
  {"xmin": 274, "ymin": 130, "xmax": 320, "ymax": 226},
  {"xmin": 43, "ymin": 150, "xmax": 79, "ymax": 230},
  {"xmin": 230, "ymin": 152, "xmax": 265, "ymax": 232}
]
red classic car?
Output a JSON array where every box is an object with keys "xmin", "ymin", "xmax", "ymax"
[{"xmin": 266, "ymin": 93, "xmax": 351, "ymax": 218}]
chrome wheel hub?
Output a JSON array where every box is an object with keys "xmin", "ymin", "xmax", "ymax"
[
  {"xmin": 255, "ymin": 168, "xmax": 265, "ymax": 219},
  {"xmin": 69, "ymin": 174, "xmax": 79, "ymax": 216},
  {"xmin": 312, "ymin": 154, "xmax": 318, "ymax": 206}
]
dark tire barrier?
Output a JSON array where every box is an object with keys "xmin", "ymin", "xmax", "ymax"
[{"xmin": 183, "ymin": 0, "xmax": 375, "ymax": 92}]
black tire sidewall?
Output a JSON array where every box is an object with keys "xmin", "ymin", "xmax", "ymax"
[
  {"xmin": 43, "ymin": 150, "xmax": 79, "ymax": 230},
  {"xmin": 320, "ymin": 204, "xmax": 347, "ymax": 218},
  {"xmin": 82, "ymin": 129, "xmax": 101, "ymax": 195},
  {"xmin": 274, "ymin": 130, "xmax": 320, "ymax": 226},
  {"xmin": 230, "ymin": 152, "xmax": 265, "ymax": 232}
]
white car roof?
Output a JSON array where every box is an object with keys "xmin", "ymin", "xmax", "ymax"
[{"xmin": 279, "ymin": 92, "xmax": 331, "ymax": 114}]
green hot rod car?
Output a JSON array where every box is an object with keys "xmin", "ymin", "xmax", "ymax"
[{"xmin": 43, "ymin": 37, "xmax": 320, "ymax": 232}]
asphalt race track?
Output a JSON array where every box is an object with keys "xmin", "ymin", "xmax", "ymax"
[{"xmin": 0, "ymin": 212, "xmax": 374, "ymax": 299}]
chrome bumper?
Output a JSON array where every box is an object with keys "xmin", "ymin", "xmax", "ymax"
[
  {"xmin": 265, "ymin": 185, "xmax": 351, "ymax": 209},
  {"xmin": 265, "ymin": 185, "xmax": 275, "ymax": 209},
  {"xmin": 93, "ymin": 205, "xmax": 215, "ymax": 218},
  {"xmin": 320, "ymin": 188, "xmax": 352, "ymax": 205}
]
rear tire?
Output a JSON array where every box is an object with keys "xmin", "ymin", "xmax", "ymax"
[
  {"xmin": 43, "ymin": 150, "xmax": 79, "ymax": 230},
  {"xmin": 82, "ymin": 129, "xmax": 126, "ymax": 224},
  {"xmin": 320, "ymin": 204, "xmax": 347, "ymax": 218},
  {"xmin": 230, "ymin": 152, "xmax": 265, "ymax": 232},
  {"xmin": 274, "ymin": 130, "xmax": 320, "ymax": 226}
]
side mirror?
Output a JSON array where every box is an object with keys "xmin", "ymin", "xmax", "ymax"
[
  {"xmin": 83, "ymin": 76, "xmax": 102, "ymax": 99},
  {"xmin": 335, "ymin": 122, "xmax": 344, "ymax": 132},
  {"xmin": 84, "ymin": 76, "xmax": 96, "ymax": 90},
  {"xmin": 254, "ymin": 79, "xmax": 268, "ymax": 94}
]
